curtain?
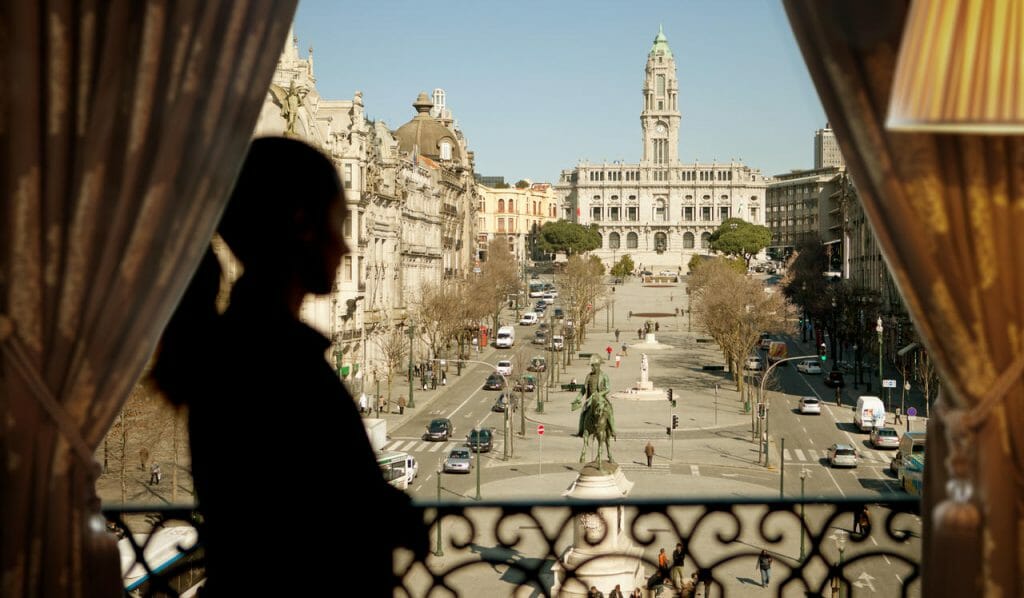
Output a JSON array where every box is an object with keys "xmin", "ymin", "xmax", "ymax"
[
  {"xmin": 784, "ymin": 1, "xmax": 1024, "ymax": 595},
  {"xmin": 0, "ymin": 2, "xmax": 297, "ymax": 595}
]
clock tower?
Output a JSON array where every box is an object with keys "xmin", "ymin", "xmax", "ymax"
[{"xmin": 641, "ymin": 25, "xmax": 680, "ymax": 165}]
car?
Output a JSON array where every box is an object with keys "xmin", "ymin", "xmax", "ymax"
[
  {"xmin": 530, "ymin": 272, "xmax": 540, "ymax": 279},
  {"xmin": 659, "ymin": 270, "xmax": 675, "ymax": 276},
  {"xmin": 513, "ymin": 375, "xmax": 537, "ymax": 392},
  {"xmin": 827, "ymin": 443, "xmax": 859, "ymax": 468},
  {"xmin": 532, "ymin": 331, "xmax": 548, "ymax": 345},
  {"xmin": 759, "ymin": 336, "xmax": 773, "ymax": 350},
  {"xmin": 744, "ymin": 356, "xmax": 763, "ymax": 371},
  {"xmin": 798, "ymin": 396, "xmax": 821, "ymax": 415},
  {"xmin": 492, "ymin": 393, "xmax": 510, "ymax": 412},
  {"xmin": 541, "ymin": 293, "xmax": 556, "ymax": 305},
  {"xmin": 824, "ymin": 370, "xmax": 846, "ymax": 388},
  {"xmin": 870, "ymin": 426, "xmax": 900, "ymax": 449},
  {"xmin": 796, "ymin": 360, "xmax": 822, "ymax": 374},
  {"xmin": 641, "ymin": 270, "xmax": 653, "ymax": 276},
  {"xmin": 553, "ymin": 307, "xmax": 565, "ymax": 319},
  {"xmin": 483, "ymin": 373, "xmax": 505, "ymax": 390},
  {"xmin": 519, "ymin": 312, "xmax": 538, "ymax": 325},
  {"xmin": 466, "ymin": 428, "xmax": 494, "ymax": 452},
  {"xmin": 550, "ymin": 335, "xmax": 565, "ymax": 351},
  {"xmin": 890, "ymin": 431, "xmax": 927, "ymax": 474},
  {"xmin": 538, "ymin": 322, "xmax": 550, "ymax": 333},
  {"xmin": 496, "ymin": 360, "xmax": 513, "ymax": 376},
  {"xmin": 425, "ymin": 418, "xmax": 453, "ymax": 441},
  {"xmin": 528, "ymin": 356, "xmax": 547, "ymax": 372},
  {"xmin": 534, "ymin": 300, "xmax": 547, "ymax": 310},
  {"xmin": 443, "ymin": 448, "xmax": 473, "ymax": 473}
]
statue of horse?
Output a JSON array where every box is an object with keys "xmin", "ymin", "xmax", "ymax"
[{"xmin": 579, "ymin": 393, "xmax": 615, "ymax": 468}]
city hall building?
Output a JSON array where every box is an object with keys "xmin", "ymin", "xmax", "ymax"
[{"xmin": 555, "ymin": 27, "xmax": 767, "ymax": 274}]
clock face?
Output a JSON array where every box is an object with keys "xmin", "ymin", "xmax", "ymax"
[{"xmin": 656, "ymin": 124, "xmax": 667, "ymax": 134}]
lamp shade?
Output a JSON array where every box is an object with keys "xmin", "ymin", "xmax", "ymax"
[{"xmin": 887, "ymin": 0, "xmax": 1024, "ymax": 133}]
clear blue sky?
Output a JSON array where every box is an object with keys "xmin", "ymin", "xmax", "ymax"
[{"xmin": 293, "ymin": 0, "xmax": 826, "ymax": 183}]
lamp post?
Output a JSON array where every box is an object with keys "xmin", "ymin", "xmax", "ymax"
[
  {"xmin": 474, "ymin": 428, "xmax": 482, "ymax": 501},
  {"xmin": 433, "ymin": 466, "xmax": 444, "ymax": 556},
  {"xmin": 801, "ymin": 282, "xmax": 808, "ymax": 343},
  {"xmin": 876, "ymin": 316, "xmax": 884, "ymax": 397},
  {"xmin": 852, "ymin": 344, "xmax": 859, "ymax": 390},
  {"xmin": 406, "ymin": 323, "xmax": 417, "ymax": 408},
  {"xmin": 799, "ymin": 468, "xmax": 808, "ymax": 561},
  {"xmin": 834, "ymin": 529, "xmax": 848, "ymax": 598}
]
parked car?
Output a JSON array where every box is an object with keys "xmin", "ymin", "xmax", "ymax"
[
  {"xmin": 443, "ymin": 448, "xmax": 472, "ymax": 473},
  {"xmin": 466, "ymin": 428, "xmax": 494, "ymax": 453},
  {"xmin": 824, "ymin": 370, "xmax": 846, "ymax": 388},
  {"xmin": 484, "ymin": 373, "xmax": 505, "ymax": 390},
  {"xmin": 744, "ymin": 356, "xmax": 764, "ymax": 371},
  {"xmin": 827, "ymin": 443, "xmax": 859, "ymax": 468},
  {"xmin": 425, "ymin": 418, "xmax": 453, "ymax": 441},
  {"xmin": 870, "ymin": 426, "xmax": 901, "ymax": 449},
  {"xmin": 796, "ymin": 360, "xmax": 822, "ymax": 374},
  {"xmin": 496, "ymin": 360, "xmax": 513, "ymax": 376},
  {"xmin": 798, "ymin": 396, "xmax": 821, "ymax": 415}
]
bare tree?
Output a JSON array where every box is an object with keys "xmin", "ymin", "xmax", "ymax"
[
  {"xmin": 913, "ymin": 348, "xmax": 941, "ymax": 418},
  {"xmin": 556, "ymin": 255, "xmax": 606, "ymax": 352},
  {"xmin": 473, "ymin": 238, "xmax": 521, "ymax": 334},
  {"xmin": 375, "ymin": 327, "xmax": 409, "ymax": 413}
]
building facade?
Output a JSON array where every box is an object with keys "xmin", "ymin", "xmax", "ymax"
[
  {"xmin": 475, "ymin": 182, "xmax": 560, "ymax": 263},
  {"xmin": 251, "ymin": 33, "xmax": 477, "ymax": 394},
  {"xmin": 765, "ymin": 166, "xmax": 841, "ymax": 260},
  {"xmin": 813, "ymin": 123, "xmax": 846, "ymax": 170},
  {"xmin": 554, "ymin": 27, "xmax": 767, "ymax": 273}
]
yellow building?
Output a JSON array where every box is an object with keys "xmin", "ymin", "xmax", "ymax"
[{"xmin": 475, "ymin": 182, "xmax": 560, "ymax": 263}]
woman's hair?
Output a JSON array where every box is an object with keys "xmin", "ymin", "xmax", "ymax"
[{"xmin": 218, "ymin": 136, "xmax": 342, "ymax": 269}]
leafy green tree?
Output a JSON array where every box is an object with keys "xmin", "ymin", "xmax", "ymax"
[
  {"xmin": 536, "ymin": 221, "xmax": 601, "ymax": 256},
  {"xmin": 708, "ymin": 218, "xmax": 771, "ymax": 268},
  {"xmin": 514, "ymin": 179, "xmax": 530, "ymax": 189},
  {"xmin": 610, "ymin": 254, "xmax": 635, "ymax": 278}
]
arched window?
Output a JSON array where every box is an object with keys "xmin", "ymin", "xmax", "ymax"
[
  {"xmin": 508, "ymin": 199, "xmax": 514, "ymax": 213},
  {"xmin": 440, "ymin": 141, "xmax": 452, "ymax": 160},
  {"xmin": 701, "ymin": 232, "xmax": 712, "ymax": 249},
  {"xmin": 654, "ymin": 232, "xmax": 667, "ymax": 252},
  {"xmin": 498, "ymin": 199, "xmax": 505, "ymax": 213},
  {"xmin": 683, "ymin": 232, "xmax": 695, "ymax": 248},
  {"xmin": 626, "ymin": 232, "xmax": 638, "ymax": 249},
  {"xmin": 609, "ymin": 232, "xmax": 621, "ymax": 249}
]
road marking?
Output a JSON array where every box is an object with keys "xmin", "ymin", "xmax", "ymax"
[
  {"xmin": 428, "ymin": 442, "xmax": 446, "ymax": 452},
  {"xmin": 807, "ymin": 449, "xmax": 819, "ymax": 461},
  {"xmin": 690, "ymin": 465, "xmax": 700, "ymax": 476},
  {"xmin": 396, "ymin": 441, "xmax": 415, "ymax": 451},
  {"xmin": 794, "ymin": 448, "xmax": 807, "ymax": 461},
  {"xmin": 852, "ymin": 572, "xmax": 877, "ymax": 592}
]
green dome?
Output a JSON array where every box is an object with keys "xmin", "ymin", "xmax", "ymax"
[{"xmin": 650, "ymin": 24, "xmax": 673, "ymax": 58}]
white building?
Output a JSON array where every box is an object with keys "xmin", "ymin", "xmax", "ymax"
[
  {"xmin": 814, "ymin": 123, "xmax": 846, "ymax": 170},
  {"xmin": 475, "ymin": 182, "xmax": 560, "ymax": 263},
  {"xmin": 555, "ymin": 27, "xmax": 767, "ymax": 274}
]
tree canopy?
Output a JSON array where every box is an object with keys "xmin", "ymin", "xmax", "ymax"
[
  {"xmin": 536, "ymin": 221, "xmax": 601, "ymax": 256},
  {"xmin": 708, "ymin": 218, "xmax": 772, "ymax": 267}
]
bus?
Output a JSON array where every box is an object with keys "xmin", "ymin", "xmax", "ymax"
[
  {"xmin": 118, "ymin": 525, "xmax": 204, "ymax": 596},
  {"xmin": 377, "ymin": 450, "xmax": 417, "ymax": 490},
  {"xmin": 528, "ymin": 282, "xmax": 545, "ymax": 298}
]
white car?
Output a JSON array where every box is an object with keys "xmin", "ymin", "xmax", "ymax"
[
  {"xmin": 798, "ymin": 396, "xmax": 821, "ymax": 415},
  {"xmin": 744, "ymin": 356, "xmax": 763, "ymax": 371},
  {"xmin": 796, "ymin": 360, "xmax": 822, "ymax": 374},
  {"xmin": 519, "ymin": 312, "xmax": 538, "ymax": 325},
  {"xmin": 496, "ymin": 360, "xmax": 513, "ymax": 376},
  {"xmin": 541, "ymin": 293, "xmax": 556, "ymax": 305}
]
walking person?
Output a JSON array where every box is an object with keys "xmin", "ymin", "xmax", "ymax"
[
  {"xmin": 606, "ymin": 345, "xmax": 613, "ymax": 360},
  {"xmin": 149, "ymin": 463, "xmax": 162, "ymax": 485},
  {"xmin": 622, "ymin": 342, "xmax": 629, "ymax": 356},
  {"xmin": 398, "ymin": 395, "xmax": 407, "ymax": 415},
  {"xmin": 645, "ymin": 441, "xmax": 655, "ymax": 467},
  {"xmin": 895, "ymin": 407, "xmax": 903, "ymax": 425},
  {"xmin": 358, "ymin": 392, "xmax": 368, "ymax": 416},
  {"xmin": 658, "ymin": 547, "xmax": 669, "ymax": 575},
  {"xmin": 757, "ymin": 549, "xmax": 773, "ymax": 587},
  {"xmin": 637, "ymin": 328, "xmax": 643, "ymax": 340},
  {"xmin": 615, "ymin": 328, "xmax": 621, "ymax": 342}
]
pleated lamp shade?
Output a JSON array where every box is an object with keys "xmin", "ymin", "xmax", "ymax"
[{"xmin": 887, "ymin": 0, "xmax": 1024, "ymax": 133}]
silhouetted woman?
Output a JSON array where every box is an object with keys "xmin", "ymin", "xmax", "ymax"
[{"xmin": 154, "ymin": 137, "xmax": 424, "ymax": 596}]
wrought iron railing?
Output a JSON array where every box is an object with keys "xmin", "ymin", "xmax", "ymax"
[{"xmin": 106, "ymin": 496, "xmax": 920, "ymax": 597}]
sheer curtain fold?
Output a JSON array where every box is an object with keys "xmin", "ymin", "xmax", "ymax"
[
  {"xmin": 0, "ymin": 2, "xmax": 297, "ymax": 596},
  {"xmin": 784, "ymin": 1, "xmax": 1024, "ymax": 595}
]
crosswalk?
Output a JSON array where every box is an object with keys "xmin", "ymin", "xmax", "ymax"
[
  {"xmin": 782, "ymin": 447, "xmax": 894, "ymax": 465},
  {"xmin": 383, "ymin": 439, "xmax": 505, "ymax": 454}
]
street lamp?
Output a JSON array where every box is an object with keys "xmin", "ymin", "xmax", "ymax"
[
  {"xmin": 406, "ymin": 323, "xmax": 417, "ymax": 408},
  {"xmin": 800, "ymin": 282, "xmax": 808, "ymax": 343},
  {"xmin": 876, "ymin": 316, "xmax": 884, "ymax": 398},
  {"xmin": 799, "ymin": 468, "xmax": 808, "ymax": 561},
  {"xmin": 434, "ymin": 465, "xmax": 444, "ymax": 557},
  {"xmin": 834, "ymin": 529, "xmax": 848, "ymax": 598},
  {"xmin": 474, "ymin": 428, "xmax": 482, "ymax": 501}
]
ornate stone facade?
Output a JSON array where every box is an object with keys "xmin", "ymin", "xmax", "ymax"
[
  {"xmin": 475, "ymin": 182, "xmax": 560, "ymax": 263},
  {"xmin": 555, "ymin": 28, "xmax": 767, "ymax": 274},
  {"xmin": 251, "ymin": 31, "xmax": 477, "ymax": 393}
]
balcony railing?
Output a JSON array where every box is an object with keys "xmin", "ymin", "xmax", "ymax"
[{"xmin": 105, "ymin": 496, "xmax": 920, "ymax": 597}]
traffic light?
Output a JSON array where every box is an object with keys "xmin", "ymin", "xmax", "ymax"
[
  {"xmin": 667, "ymin": 388, "xmax": 676, "ymax": 407},
  {"xmin": 672, "ymin": 414, "xmax": 679, "ymax": 429},
  {"xmin": 818, "ymin": 342, "xmax": 828, "ymax": 362}
]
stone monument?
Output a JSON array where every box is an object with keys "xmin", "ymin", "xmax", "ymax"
[{"xmin": 613, "ymin": 353, "xmax": 667, "ymax": 401}]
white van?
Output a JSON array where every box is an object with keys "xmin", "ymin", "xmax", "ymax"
[
  {"xmin": 495, "ymin": 325, "xmax": 515, "ymax": 348},
  {"xmin": 519, "ymin": 312, "xmax": 538, "ymax": 326},
  {"xmin": 854, "ymin": 396, "xmax": 886, "ymax": 431},
  {"xmin": 377, "ymin": 451, "xmax": 418, "ymax": 489}
]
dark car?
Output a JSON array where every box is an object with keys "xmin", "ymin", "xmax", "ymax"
[
  {"xmin": 513, "ymin": 375, "xmax": 537, "ymax": 392},
  {"xmin": 466, "ymin": 428, "xmax": 494, "ymax": 453},
  {"xmin": 425, "ymin": 418, "xmax": 453, "ymax": 441},
  {"xmin": 484, "ymin": 373, "xmax": 505, "ymax": 390},
  {"xmin": 553, "ymin": 307, "xmax": 565, "ymax": 319},
  {"xmin": 492, "ymin": 394, "xmax": 509, "ymax": 412},
  {"xmin": 824, "ymin": 370, "xmax": 846, "ymax": 388}
]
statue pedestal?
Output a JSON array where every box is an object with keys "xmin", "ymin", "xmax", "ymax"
[
  {"xmin": 551, "ymin": 463, "xmax": 644, "ymax": 597},
  {"xmin": 634, "ymin": 380, "xmax": 654, "ymax": 391},
  {"xmin": 644, "ymin": 333, "xmax": 657, "ymax": 344}
]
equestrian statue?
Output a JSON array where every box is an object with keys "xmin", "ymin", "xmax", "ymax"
[{"xmin": 571, "ymin": 355, "xmax": 617, "ymax": 469}]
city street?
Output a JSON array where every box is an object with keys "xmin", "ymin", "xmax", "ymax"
[{"xmin": 368, "ymin": 273, "xmax": 922, "ymax": 596}]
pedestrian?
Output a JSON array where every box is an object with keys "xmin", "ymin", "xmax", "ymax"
[
  {"xmin": 431, "ymin": 371, "xmax": 437, "ymax": 390},
  {"xmin": 645, "ymin": 441, "xmax": 655, "ymax": 467},
  {"xmin": 895, "ymin": 407, "xmax": 903, "ymax": 425},
  {"xmin": 615, "ymin": 354, "xmax": 622, "ymax": 369},
  {"xmin": 658, "ymin": 547, "xmax": 669, "ymax": 574},
  {"xmin": 622, "ymin": 342, "xmax": 628, "ymax": 356},
  {"xmin": 608, "ymin": 584, "xmax": 624, "ymax": 598},
  {"xmin": 472, "ymin": 336, "xmax": 479, "ymax": 353},
  {"xmin": 630, "ymin": 588, "xmax": 643, "ymax": 598},
  {"xmin": 378, "ymin": 395, "xmax": 387, "ymax": 415},
  {"xmin": 628, "ymin": 310, "xmax": 633, "ymax": 320},
  {"xmin": 606, "ymin": 345, "xmax": 613, "ymax": 360},
  {"xmin": 757, "ymin": 549, "xmax": 773, "ymax": 587},
  {"xmin": 675, "ymin": 307, "xmax": 680, "ymax": 317},
  {"xmin": 670, "ymin": 294, "xmax": 673, "ymax": 302},
  {"xmin": 421, "ymin": 373, "xmax": 428, "ymax": 391},
  {"xmin": 587, "ymin": 586, "xmax": 604, "ymax": 598},
  {"xmin": 615, "ymin": 328, "xmax": 621, "ymax": 342},
  {"xmin": 680, "ymin": 572, "xmax": 698, "ymax": 598},
  {"xmin": 672, "ymin": 542, "xmax": 685, "ymax": 568},
  {"xmin": 398, "ymin": 395, "xmax": 407, "ymax": 415},
  {"xmin": 359, "ymin": 392, "xmax": 368, "ymax": 416},
  {"xmin": 637, "ymin": 328, "xmax": 643, "ymax": 340},
  {"xmin": 655, "ymin": 322, "xmax": 660, "ymax": 332},
  {"xmin": 149, "ymin": 462, "xmax": 162, "ymax": 485},
  {"xmin": 442, "ymin": 372, "xmax": 448, "ymax": 385}
]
